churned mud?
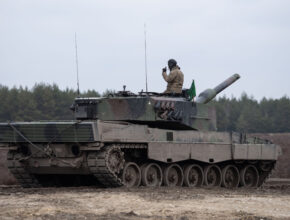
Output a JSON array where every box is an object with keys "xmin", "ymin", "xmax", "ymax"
[{"xmin": 0, "ymin": 180, "xmax": 289, "ymax": 220}]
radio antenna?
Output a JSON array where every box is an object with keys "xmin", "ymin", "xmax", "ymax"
[
  {"xmin": 74, "ymin": 32, "xmax": 80, "ymax": 96},
  {"xmin": 144, "ymin": 23, "xmax": 148, "ymax": 93}
]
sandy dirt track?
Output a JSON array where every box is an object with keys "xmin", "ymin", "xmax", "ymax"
[{"xmin": 0, "ymin": 181, "xmax": 289, "ymax": 220}]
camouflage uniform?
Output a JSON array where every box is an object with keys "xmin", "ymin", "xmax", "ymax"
[{"xmin": 162, "ymin": 66, "xmax": 184, "ymax": 93}]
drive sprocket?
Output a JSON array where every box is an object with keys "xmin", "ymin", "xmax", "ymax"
[{"xmin": 87, "ymin": 145, "xmax": 125, "ymax": 187}]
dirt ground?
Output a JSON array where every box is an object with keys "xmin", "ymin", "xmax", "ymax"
[{"xmin": 0, "ymin": 180, "xmax": 289, "ymax": 220}]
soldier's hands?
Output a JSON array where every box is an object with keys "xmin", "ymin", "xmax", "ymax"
[{"xmin": 162, "ymin": 67, "xmax": 167, "ymax": 72}]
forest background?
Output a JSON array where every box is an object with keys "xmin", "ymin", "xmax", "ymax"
[{"xmin": 0, "ymin": 83, "xmax": 289, "ymax": 133}]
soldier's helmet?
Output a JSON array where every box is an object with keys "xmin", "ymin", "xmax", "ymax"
[{"xmin": 168, "ymin": 59, "xmax": 177, "ymax": 70}]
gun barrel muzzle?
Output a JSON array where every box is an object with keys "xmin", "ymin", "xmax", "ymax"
[
  {"xmin": 213, "ymin": 73, "xmax": 240, "ymax": 94},
  {"xmin": 196, "ymin": 73, "xmax": 240, "ymax": 104}
]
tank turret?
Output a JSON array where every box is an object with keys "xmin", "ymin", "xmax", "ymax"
[{"xmin": 71, "ymin": 74, "xmax": 240, "ymax": 131}]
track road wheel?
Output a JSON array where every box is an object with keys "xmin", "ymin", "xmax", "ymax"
[
  {"xmin": 204, "ymin": 165, "xmax": 222, "ymax": 187},
  {"xmin": 141, "ymin": 163, "xmax": 162, "ymax": 187},
  {"xmin": 122, "ymin": 162, "xmax": 141, "ymax": 187},
  {"xmin": 163, "ymin": 164, "xmax": 184, "ymax": 187},
  {"xmin": 221, "ymin": 165, "xmax": 240, "ymax": 188},
  {"xmin": 240, "ymin": 165, "xmax": 259, "ymax": 187},
  {"xmin": 184, "ymin": 164, "xmax": 204, "ymax": 187}
]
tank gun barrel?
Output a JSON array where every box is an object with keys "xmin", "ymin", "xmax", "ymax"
[{"xmin": 196, "ymin": 73, "xmax": 240, "ymax": 104}]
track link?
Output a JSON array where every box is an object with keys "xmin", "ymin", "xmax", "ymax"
[
  {"xmin": 87, "ymin": 144, "xmax": 147, "ymax": 187},
  {"xmin": 257, "ymin": 162, "xmax": 276, "ymax": 187},
  {"xmin": 87, "ymin": 145, "xmax": 123, "ymax": 187},
  {"xmin": 6, "ymin": 151, "xmax": 40, "ymax": 188}
]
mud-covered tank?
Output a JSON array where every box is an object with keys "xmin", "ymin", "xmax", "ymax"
[{"xmin": 0, "ymin": 74, "xmax": 281, "ymax": 188}]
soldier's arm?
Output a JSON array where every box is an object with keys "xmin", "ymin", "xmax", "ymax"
[{"xmin": 162, "ymin": 70, "xmax": 177, "ymax": 83}]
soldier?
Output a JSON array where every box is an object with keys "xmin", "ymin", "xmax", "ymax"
[{"xmin": 162, "ymin": 59, "xmax": 184, "ymax": 94}]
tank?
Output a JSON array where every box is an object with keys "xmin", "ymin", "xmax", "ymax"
[{"xmin": 0, "ymin": 74, "xmax": 281, "ymax": 188}]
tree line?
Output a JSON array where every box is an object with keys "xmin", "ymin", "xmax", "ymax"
[
  {"xmin": 0, "ymin": 84, "xmax": 289, "ymax": 133},
  {"xmin": 212, "ymin": 94, "xmax": 290, "ymax": 133}
]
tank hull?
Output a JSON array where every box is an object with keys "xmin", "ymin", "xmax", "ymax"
[{"xmin": 0, "ymin": 120, "xmax": 281, "ymax": 188}]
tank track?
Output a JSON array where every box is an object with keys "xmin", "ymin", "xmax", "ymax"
[
  {"xmin": 257, "ymin": 162, "xmax": 276, "ymax": 187},
  {"xmin": 87, "ymin": 144, "xmax": 146, "ymax": 187},
  {"xmin": 6, "ymin": 146, "xmax": 274, "ymax": 188},
  {"xmin": 87, "ymin": 145, "xmax": 123, "ymax": 187},
  {"xmin": 258, "ymin": 171, "xmax": 271, "ymax": 187},
  {"xmin": 6, "ymin": 150, "xmax": 40, "ymax": 188}
]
